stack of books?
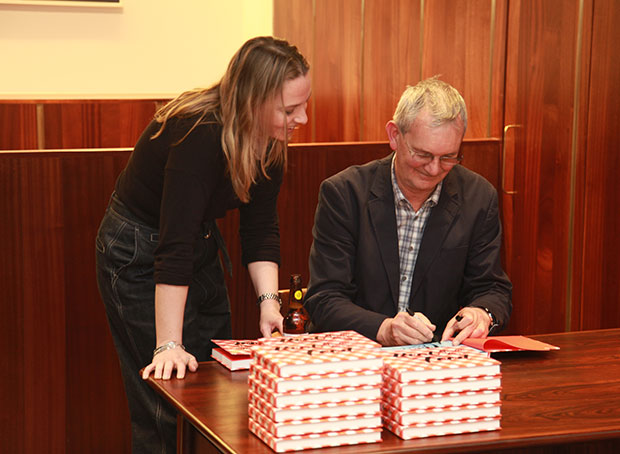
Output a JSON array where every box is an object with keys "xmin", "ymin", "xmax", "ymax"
[
  {"xmin": 380, "ymin": 345, "xmax": 502, "ymax": 440},
  {"xmin": 247, "ymin": 331, "xmax": 384, "ymax": 452}
]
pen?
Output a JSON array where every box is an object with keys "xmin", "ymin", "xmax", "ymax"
[{"xmin": 406, "ymin": 308, "xmax": 440, "ymax": 343}]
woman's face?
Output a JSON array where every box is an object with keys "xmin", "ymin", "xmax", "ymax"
[{"xmin": 268, "ymin": 73, "xmax": 312, "ymax": 141}]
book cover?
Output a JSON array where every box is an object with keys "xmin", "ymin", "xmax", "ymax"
[
  {"xmin": 383, "ymin": 415, "xmax": 501, "ymax": 440},
  {"xmin": 249, "ymin": 375, "xmax": 381, "ymax": 407},
  {"xmin": 259, "ymin": 330, "xmax": 382, "ymax": 350},
  {"xmin": 252, "ymin": 345, "xmax": 384, "ymax": 377},
  {"xmin": 382, "ymin": 346, "xmax": 501, "ymax": 382},
  {"xmin": 382, "ymin": 374, "xmax": 502, "ymax": 397},
  {"xmin": 212, "ymin": 338, "xmax": 260, "ymax": 355},
  {"xmin": 248, "ymin": 404, "xmax": 381, "ymax": 438},
  {"xmin": 211, "ymin": 347, "xmax": 251, "ymax": 371},
  {"xmin": 249, "ymin": 389, "xmax": 381, "ymax": 422},
  {"xmin": 382, "ymin": 401, "xmax": 501, "ymax": 426},
  {"xmin": 250, "ymin": 362, "xmax": 383, "ymax": 393},
  {"xmin": 383, "ymin": 387, "xmax": 501, "ymax": 411},
  {"xmin": 249, "ymin": 418, "xmax": 382, "ymax": 453},
  {"xmin": 460, "ymin": 335, "xmax": 560, "ymax": 353}
]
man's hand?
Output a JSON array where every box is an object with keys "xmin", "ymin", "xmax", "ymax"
[
  {"xmin": 376, "ymin": 311, "xmax": 436, "ymax": 346},
  {"xmin": 441, "ymin": 307, "xmax": 491, "ymax": 345}
]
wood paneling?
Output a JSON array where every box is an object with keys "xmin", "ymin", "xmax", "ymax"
[
  {"xmin": 422, "ymin": 0, "xmax": 508, "ymax": 138},
  {"xmin": 575, "ymin": 0, "xmax": 620, "ymax": 331},
  {"xmin": 362, "ymin": 0, "xmax": 422, "ymax": 141},
  {"xmin": 273, "ymin": 0, "xmax": 314, "ymax": 143},
  {"xmin": 313, "ymin": 0, "xmax": 362, "ymax": 142},
  {"xmin": 503, "ymin": 0, "xmax": 582, "ymax": 335},
  {"xmin": 0, "ymin": 103, "xmax": 38, "ymax": 149}
]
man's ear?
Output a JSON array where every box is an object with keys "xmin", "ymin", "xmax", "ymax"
[{"xmin": 385, "ymin": 121, "xmax": 400, "ymax": 150}]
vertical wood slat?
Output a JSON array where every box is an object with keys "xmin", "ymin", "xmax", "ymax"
[
  {"xmin": 362, "ymin": 0, "xmax": 422, "ymax": 141},
  {"xmin": 0, "ymin": 103, "xmax": 38, "ymax": 150},
  {"xmin": 502, "ymin": 0, "xmax": 582, "ymax": 335},
  {"xmin": 575, "ymin": 0, "xmax": 620, "ymax": 331}
]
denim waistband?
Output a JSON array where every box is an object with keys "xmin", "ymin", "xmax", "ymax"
[{"xmin": 108, "ymin": 192, "xmax": 232, "ymax": 276}]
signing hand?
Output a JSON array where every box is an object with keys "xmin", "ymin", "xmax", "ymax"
[
  {"xmin": 376, "ymin": 311, "xmax": 436, "ymax": 346},
  {"xmin": 442, "ymin": 307, "xmax": 491, "ymax": 345}
]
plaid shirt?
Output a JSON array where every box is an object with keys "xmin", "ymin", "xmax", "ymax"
[{"xmin": 391, "ymin": 155, "xmax": 442, "ymax": 312}]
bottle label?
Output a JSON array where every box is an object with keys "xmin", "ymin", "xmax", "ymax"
[{"xmin": 294, "ymin": 290, "xmax": 303, "ymax": 300}]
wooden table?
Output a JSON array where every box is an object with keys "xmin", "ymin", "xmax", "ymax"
[{"xmin": 147, "ymin": 329, "xmax": 620, "ymax": 453}]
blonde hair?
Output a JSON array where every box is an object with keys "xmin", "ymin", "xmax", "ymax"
[
  {"xmin": 152, "ymin": 36, "xmax": 309, "ymax": 203},
  {"xmin": 393, "ymin": 76, "xmax": 467, "ymax": 133}
]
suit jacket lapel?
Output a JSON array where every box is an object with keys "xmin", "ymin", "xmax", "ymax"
[
  {"xmin": 410, "ymin": 170, "xmax": 461, "ymax": 301},
  {"xmin": 368, "ymin": 155, "xmax": 400, "ymax": 311}
]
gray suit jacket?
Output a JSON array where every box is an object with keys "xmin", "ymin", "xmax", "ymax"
[{"xmin": 305, "ymin": 154, "xmax": 512, "ymax": 341}]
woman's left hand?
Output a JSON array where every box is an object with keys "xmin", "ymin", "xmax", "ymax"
[{"xmin": 259, "ymin": 299, "xmax": 284, "ymax": 337}]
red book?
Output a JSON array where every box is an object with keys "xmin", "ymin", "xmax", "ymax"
[
  {"xmin": 382, "ymin": 400, "xmax": 501, "ymax": 425},
  {"xmin": 249, "ymin": 418, "xmax": 382, "ymax": 452},
  {"xmin": 211, "ymin": 347, "xmax": 251, "ymax": 371},
  {"xmin": 250, "ymin": 362, "xmax": 382, "ymax": 393},
  {"xmin": 248, "ymin": 404, "xmax": 381, "ymax": 438},
  {"xmin": 383, "ymin": 415, "xmax": 501, "ymax": 440},
  {"xmin": 382, "ymin": 374, "xmax": 503, "ymax": 397},
  {"xmin": 460, "ymin": 335, "xmax": 560, "ymax": 353},
  {"xmin": 382, "ymin": 388, "xmax": 501, "ymax": 411},
  {"xmin": 249, "ymin": 375, "xmax": 381, "ymax": 407}
]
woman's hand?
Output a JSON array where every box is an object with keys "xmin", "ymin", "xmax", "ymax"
[
  {"xmin": 141, "ymin": 343, "xmax": 198, "ymax": 380},
  {"xmin": 259, "ymin": 299, "xmax": 284, "ymax": 337}
]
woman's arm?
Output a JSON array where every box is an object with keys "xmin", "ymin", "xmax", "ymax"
[
  {"xmin": 141, "ymin": 283, "xmax": 198, "ymax": 380},
  {"xmin": 248, "ymin": 261, "xmax": 283, "ymax": 337}
]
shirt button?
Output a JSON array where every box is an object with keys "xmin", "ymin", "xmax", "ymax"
[{"xmin": 401, "ymin": 275, "xmax": 407, "ymax": 282}]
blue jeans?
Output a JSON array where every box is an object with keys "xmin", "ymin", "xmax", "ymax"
[{"xmin": 95, "ymin": 192, "xmax": 231, "ymax": 454}]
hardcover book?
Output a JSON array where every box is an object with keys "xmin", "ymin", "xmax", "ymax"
[
  {"xmin": 211, "ymin": 347, "xmax": 251, "ymax": 371},
  {"xmin": 249, "ymin": 419, "xmax": 382, "ymax": 453},
  {"xmin": 382, "ymin": 374, "xmax": 503, "ymax": 397},
  {"xmin": 383, "ymin": 415, "xmax": 501, "ymax": 440},
  {"xmin": 249, "ymin": 375, "xmax": 381, "ymax": 407},
  {"xmin": 248, "ymin": 404, "xmax": 381, "ymax": 438},
  {"xmin": 460, "ymin": 335, "xmax": 560, "ymax": 353},
  {"xmin": 382, "ymin": 387, "xmax": 501, "ymax": 411},
  {"xmin": 249, "ymin": 389, "xmax": 381, "ymax": 422},
  {"xmin": 382, "ymin": 401, "xmax": 501, "ymax": 426},
  {"xmin": 250, "ymin": 362, "xmax": 383, "ymax": 393}
]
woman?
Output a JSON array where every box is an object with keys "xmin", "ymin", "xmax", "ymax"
[{"xmin": 95, "ymin": 36, "xmax": 310, "ymax": 453}]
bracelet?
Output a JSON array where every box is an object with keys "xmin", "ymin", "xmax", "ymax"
[
  {"xmin": 481, "ymin": 307, "xmax": 499, "ymax": 334},
  {"xmin": 153, "ymin": 341, "xmax": 185, "ymax": 358},
  {"xmin": 256, "ymin": 292, "xmax": 282, "ymax": 307}
]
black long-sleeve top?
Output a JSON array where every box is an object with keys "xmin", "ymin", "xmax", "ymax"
[{"xmin": 115, "ymin": 115, "xmax": 282, "ymax": 285}]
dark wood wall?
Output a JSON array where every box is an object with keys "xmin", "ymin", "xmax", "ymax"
[{"xmin": 0, "ymin": 139, "xmax": 499, "ymax": 454}]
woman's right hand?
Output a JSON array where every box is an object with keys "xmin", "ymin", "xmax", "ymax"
[{"xmin": 141, "ymin": 344, "xmax": 198, "ymax": 380}]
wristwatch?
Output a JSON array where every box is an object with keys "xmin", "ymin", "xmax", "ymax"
[{"xmin": 481, "ymin": 307, "xmax": 499, "ymax": 334}]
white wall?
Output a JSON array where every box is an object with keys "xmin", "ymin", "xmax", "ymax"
[{"xmin": 0, "ymin": 0, "xmax": 273, "ymax": 98}]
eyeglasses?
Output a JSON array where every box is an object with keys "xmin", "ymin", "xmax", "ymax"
[{"xmin": 401, "ymin": 139, "xmax": 463, "ymax": 168}]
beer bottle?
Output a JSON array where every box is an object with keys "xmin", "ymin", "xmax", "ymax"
[{"xmin": 283, "ymin": 274, "xmax": 309, "ymax": 335}]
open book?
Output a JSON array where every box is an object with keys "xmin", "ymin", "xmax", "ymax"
[{"xmin": 460, "ymin": 336, "xmax": 560, "ymax": 353}]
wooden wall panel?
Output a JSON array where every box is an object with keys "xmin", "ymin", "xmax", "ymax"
[
  {"xmin": 362, "ymin": 0, "xmax": 422, "ymax": 141},
  {"xmin": 422, "ymin": 0, "xmax": 507, "ymax": 138},
  {"xmin": 0, "ymin": 103, "xmax": 38, "ymax": 149},
  {"xmin": 43, "ymin": 101, "xmax": 161, "ymax": 149},
  {"xmin": 273, "ymin": 0, "xmax": 315, "ymax": 143},
  {"xmin": 576, "ymin": 0, "xmax": 620, "ymax": 331},
  {"xmin": 313, "ymin": 0, "xmax": 362, "ymax": 142},
  {"xmin": 503, "ymin": 0, "xmax": 581, "ymax": 335}
]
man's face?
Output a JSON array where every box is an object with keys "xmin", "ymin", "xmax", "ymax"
[{"xmin": 389, "ymin": 110, "xmax": 464, "ymax": 201}]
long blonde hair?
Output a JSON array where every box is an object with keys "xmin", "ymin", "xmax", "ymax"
[{"xmin": 152, "ymin": 36, "xmax": 309, "ymax": 203}]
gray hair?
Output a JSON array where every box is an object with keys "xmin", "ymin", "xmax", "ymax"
[{"xmin": 393, "ymin": 76, "xmax": 467, "ymax": 133}]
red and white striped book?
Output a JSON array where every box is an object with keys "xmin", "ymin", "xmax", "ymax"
[
  {"xmin": 249, "ymin": 375, "xmax": 381, "ymax": 407},
  {"xmin": 383, "ymin": 415, "xmax": 501, "ymax": 440},
  {"xmin": 382, "ymin": 400, "xmax": 501, "ymax": 426},
  {"xmin": 382, "ymin": 373, "xmax": 502, "ymax": 397},
  {"xmin": 249, "ymin": 389, "xmax": 381, "ymax": 422},
  {"xmin": 248, "ymin": 404, "xmax": 381, "ymax": 438},
  {"xmin": 259, "ymin": 330, "xmax": 382, "ymax": 350},
  {"xmin": 211, "ymin": 348, "xmax": 251, "ymax": 371},
  {"xmin": 252, "ymin": 345, "xmax": 383, "ymax": 377},
  {"xmin": 382, "ymin": 387, "xmax": 502, "ymax": 411},
  {"xmin": 250, "ymin": 362, "xmax": 382, "ymax": 393},
  {"xmin": 382, "ymin": 346, "xmax": 501, "ymax": 382},
  {"xmin": 249, "ymin": 418, "xmax": 382, "ymax": 453}
]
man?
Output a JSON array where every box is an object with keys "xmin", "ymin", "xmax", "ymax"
[{"xmin": 304, "ymin": 77, "xmax": 512, "ymax": 346}]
